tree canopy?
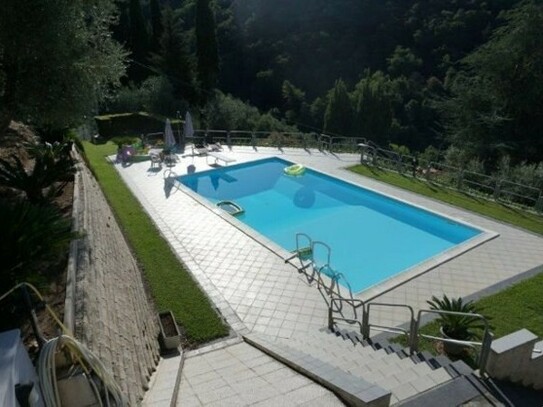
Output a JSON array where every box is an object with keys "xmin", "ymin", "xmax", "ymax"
[
  {"xmin": 5, "ymin": 0, "xmax": 542, "ymax": 171},
  {"xmin": 443, "ymin": 1, "xmax": 543, "ymax": 163},
  {"xmin": 0, "ymin": 0, "xmax": 127, "ymax": 132}
]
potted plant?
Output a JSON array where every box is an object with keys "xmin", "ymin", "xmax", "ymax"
[
  {"xmin": 427, "ymin": 295, "xmax": 487, "ymax": 356},
  {"xmin": 158, "ymin": 310, "xmax": 181, "ymax": 351}
]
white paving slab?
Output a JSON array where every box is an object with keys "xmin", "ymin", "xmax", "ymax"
[
  {"xmin": 116, "ymin": 146, "xmax": 543, "ymax": 405},
  {"xmin": 176, "ymin": 342, "xmax": 342, "ymax": 406}
]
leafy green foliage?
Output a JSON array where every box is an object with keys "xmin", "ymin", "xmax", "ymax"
[
  {"xmin": 110, "ymin": 136, "xmax": 142, "ymax": 149},
  {"xmin": 204, "ymin": 91, "xmax": 296, "ymax": 132},
  {"xmin": 324, "ymin": 79, "xmax": 352, "ymax": 136},
  {"xmin": 443, "ymin": 2, "xmax": 543, "ymax": 164},
  {"xmin": 0, "ymin": 200, "xmax": 76, "ymax": 288},
  {"xmin": 427, "ymin": 295, "xmax": 487, "ymax": 340},
  {"xmin": 353, "ymin": 71, "xmax": 394, "ymax": 144},
  {"xmin": 0, "ymin": 0, "xmax": 127, "ymax": 131},
  {"xmin": 106, "ymin": 76, "xmax": 188, "ymax": 118},
  {"xmin": 282, "ymin": 81, "xmax": 310, "ymax": 126},
  {"xmin": 0, "ymin": 143, "xmax": 76, "ymax": 204},
  {"xmin": 387, "ymin": 46, "xmax": 423, "ymax": 78}
]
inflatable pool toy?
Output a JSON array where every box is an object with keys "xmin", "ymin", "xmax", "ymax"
[{"xmin": 284, "ymin": 164, "xmax": 305, "ymax": 176}]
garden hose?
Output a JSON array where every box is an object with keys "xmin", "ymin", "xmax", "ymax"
[{"xmin": 1, "ymin": 283, "xmax": 128, "ymax": 406}]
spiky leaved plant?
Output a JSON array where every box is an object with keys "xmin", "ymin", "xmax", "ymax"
[
  {"xmin": 0, "ymin": 142, "xmax": 75, "ymax": 204},
  {"xmin": 427, "ymin": 295, "xmax": 487, "ymax": 340}
]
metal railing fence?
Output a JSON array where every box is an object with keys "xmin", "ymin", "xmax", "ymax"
[{"xmin": 140, "ymin": 128, "xmax": 543, "ymax": 212}]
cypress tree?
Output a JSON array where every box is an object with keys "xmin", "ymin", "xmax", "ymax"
[
  {"xmin": 149, "ymin": 0, "xmax": 163, "ymax": 53},
  {"xmin": 151, "ymin": 6, "xmax": 195, "ymax": 102},
  {"xmin": 324, "ymin": 79, "xmax": 353, "ymax": 136},
  {"xmin": 195, "ymin": 0, "xmax": 219, "ymax": 102},
  {"xmin": 127, "ymin": 0, "xmax": 150, "ymax": 82},
  {"xmin": 354, "ymin": 72, "xmax": 393, "ymax": 144},
  {"xmin": 112, "ymin": 0, "xmax": 131, "ymax": 46}
]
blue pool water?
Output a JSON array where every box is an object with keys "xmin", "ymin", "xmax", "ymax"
[{"xmin": 180, "ymin": 157, "xmax": 482, "ymax": 292}]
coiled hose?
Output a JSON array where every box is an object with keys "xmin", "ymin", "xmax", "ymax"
[
  {"xmin": 38, "ymin": 335, "xmax": 127, "ymax": 407},
  {"xmin": 1, "ymin": 283, "xmax": 127, "ymax": 406}
]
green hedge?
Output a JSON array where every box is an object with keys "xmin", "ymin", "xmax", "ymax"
[{"xmin": 95, "ymin": 112, "xmax": 182, "ymax": 139}]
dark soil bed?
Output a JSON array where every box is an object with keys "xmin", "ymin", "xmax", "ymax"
[{"xmin": 0, "ymin": 121, "xmax": 73, "ymax": 352}]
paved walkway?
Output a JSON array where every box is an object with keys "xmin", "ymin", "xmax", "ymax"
[
  {"xmin": 124, "ymin": 146, "xmax": 543, "ymax": 406},
  {"xmin": 178, "ymin": 340, "xmax": 342, "ymax": 406}
]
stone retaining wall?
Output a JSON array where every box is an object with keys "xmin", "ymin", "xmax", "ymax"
[
  {"xmin": 486, "ymin": 329, "xmax": 543, "ymax": 390},
  {"xmin": 66, "ymin": 157, "xmax": 160, "ymax": 405}
]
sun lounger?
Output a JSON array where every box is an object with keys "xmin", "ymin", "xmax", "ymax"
[
  {"xmin": 192, "ymin": 144, "xmax": 209, "ymax": 156},
  {"xmin": 191, "ymin": 142, "xmax": 223, "ymax": 156},
  {"xmin": 206, "ymin": 151, "xmax": 236, "ymax": 166}
]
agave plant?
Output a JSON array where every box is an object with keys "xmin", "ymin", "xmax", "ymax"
[{"xmin": 427, "ymin": 295, "xmax": 487, "ymax": 341}]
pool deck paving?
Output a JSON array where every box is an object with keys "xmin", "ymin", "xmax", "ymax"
[{"xmin": 117, "ymin": 146, "xmax": 543, "ymax": 406}]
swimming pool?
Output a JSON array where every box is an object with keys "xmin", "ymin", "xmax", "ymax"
[{"xmin": 180, "ymin": 157, "xmax": 485, "ymax": 293}]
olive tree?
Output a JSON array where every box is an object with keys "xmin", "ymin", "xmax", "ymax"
[{"xmin": 0, "ymin": 0, "xmax": 127, "ymax": 133}]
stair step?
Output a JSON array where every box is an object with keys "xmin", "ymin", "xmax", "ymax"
[
  {"xmin": 386, "ymin": 343, "xmax": 403, "ymax": 354},
  {"xmin": 277, "ymin": 338, "xmax": 390, "ymax": 369},
  {"xmin": 443, "ymin": 360, "xmax": 473, "ymax": 378},
  {"xmin": 433, "ymin": 355, "xmax": 452, "ymax": 368},
  {"xmin": 244, "ymin": 333, "xmax": 391, "ymax": 407},
  {"xmin": 396, "ymin": 376, "xmax": 483, "ymax": 407},
  {"xmin": 279, "ymin": 333, "xmax": 456, "ymax": 401},
  {"xmin": 282, "ymin": 328, "xmax": 475, "ymax": 403},
  {"xmin": 344, "ymin": 330, "xmax": 364, "ymax": 344},
  {"xmin": 279, "ymin": 335, "xmax": 393, "ymax": 365}
]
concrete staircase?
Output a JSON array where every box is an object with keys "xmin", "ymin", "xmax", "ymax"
[{"xmin": 245, "ymin": 328, "xmax": 495, "ymax": 406}]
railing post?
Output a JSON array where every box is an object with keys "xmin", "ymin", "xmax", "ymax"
[
  {"xmin": 361, "ymin": 306, "xmax": 370, "ymax": 339},
  {"xmin": 456, "ymin": 169, "xmax": 464, "ymax": 190},
  {"xmin": 493, "ymin": 179, "xmax": 501, "ymax": 201},
  {"xmin": 536, "ymin": 191, "xmax": 543, "ymax": 213},
  {"xmin": 479, "ymin": 330, "xmax": 494, "ymax": 376},
  {"xmin": 251, "ymin": 132, "xmax": 256, "ymax": 149},
  {"xmin": 410, "ymin": 316, "xmax": 420, "ymax": 355},
  {"xmin": 226, "ymin": 131, "xmax": 231, "ymax": 148},
  {"xmin": 328, "ymin": 300, "xmax": 334, "ymax": 331}
]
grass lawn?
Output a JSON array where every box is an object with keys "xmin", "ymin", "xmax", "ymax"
[
  {"xmin": 82, "ymin": 141, "xmax": 228, "ymax": 344},
  {"xmin": 393, "ymin": 271, "xmax": 543, "ymax": 361},
  {"xmin": 349, "ymin": 165, "xmax": 543, "ymax": 236},
  {"xmin": 349, "ymin": 164, "xmax": 543, "ymax": 359}
]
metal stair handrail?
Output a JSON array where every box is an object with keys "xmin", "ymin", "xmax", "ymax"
[
  {"xmin": 415, "ymin": 309, "xmax": 494, "ymax": 376},
  {"xmin": 327, "ymin": 299, "xmax": 494, "ymax": 375}
]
